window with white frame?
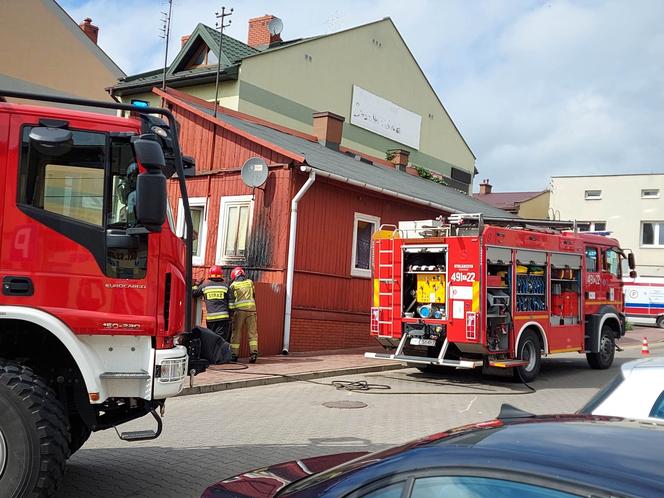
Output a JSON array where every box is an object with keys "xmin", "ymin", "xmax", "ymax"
[
  {"xmin": 641, "ymin": 221, "xmax": 664, "ymax": 247},
  {"xmin": 584, "ymin": 190, "xmax": 602, "ymax": 200},
  {"xmin": 641, "ymin": 189, "xmax": 660, "ymax": 199},
  {"xmin": 577, "ymin": 221, "xmax": 607, "ymax": 232},
  {"xmin": 351, "ymin": 213, "xmax": 380, "ymax": 277},
  {"xmin": 217, "ymin": 195, "xmax": 254, "ymax": 263},
  {"xmin": 176, "ymin": 197, "xmax": 208, "ymax": 266}
]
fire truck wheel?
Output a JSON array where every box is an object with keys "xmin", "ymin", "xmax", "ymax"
[
  {"xmin": 656, "ymin": 316, "xmax": 664, "ymax": 329},
  {"xmin": 586, "ymin": 325, "xmax": 615, "ymax": 369},
  {"xmin": 513, "ymin": 330, "xmax": 541, "ymax": 382},
  {"xmin": 0, "ymin": 358, "xmax": 69, "ymax": 498}
]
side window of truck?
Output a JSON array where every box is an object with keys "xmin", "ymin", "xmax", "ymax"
[
  {"xmin": 604, "ymin": 249, "xmax": 620, "ymax": 277},
  {"xmin": 585, "ymin": 247, "xmax": 598, "ymax": 272},
  {"xmin": 19, "ymin": 127, "xmax": 105, "ymax": 226}
]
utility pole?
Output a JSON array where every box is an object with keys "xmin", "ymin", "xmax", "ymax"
[
  {"xmin": 160, "ymin": 0, "xmax": 174, "ymax": 91},
  {"xmin": 213, "ymin": 6, "xmax": 233, "ymax": 118}
]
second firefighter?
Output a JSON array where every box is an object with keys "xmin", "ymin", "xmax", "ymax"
[{"xmin": 229, "ymin": 266, "xmax": 259, "ymax": 363}]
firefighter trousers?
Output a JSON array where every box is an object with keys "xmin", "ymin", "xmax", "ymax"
[
  {"xmin": 231, "ymin": 310, "xmax": 258, "ymax": 355},
  {"xmin": 207, "ymin": 319, "xmax": 231, "ymax": 343}
]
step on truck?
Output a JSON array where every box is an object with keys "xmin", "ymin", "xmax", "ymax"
[
  {"xmin": 0, "ymin": 90, "xmax": 207, "ymax": 497},
  {"xmin": 366, "ymin": 214, "xmax": 636, "ymax": 381}
]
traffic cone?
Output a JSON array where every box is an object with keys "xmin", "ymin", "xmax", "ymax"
[{"xmin": 641, "ymin": 337, "xmax": 650, "ymax": 356}]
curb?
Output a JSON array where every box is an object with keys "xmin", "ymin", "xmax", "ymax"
[{"xmin": 179, "ymin": 362, "xmax": 404, "ymax": 396}]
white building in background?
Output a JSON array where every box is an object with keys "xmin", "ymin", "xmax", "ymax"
[{"xmin": 550, "ymin": 173, "xmax": 664, "ymax": 277}]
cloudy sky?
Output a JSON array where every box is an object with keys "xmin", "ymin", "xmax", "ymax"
[{"xmin": 60, "ymin": 0, "xmax": 664, "ymax": 191}]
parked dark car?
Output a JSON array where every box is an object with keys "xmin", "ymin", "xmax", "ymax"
[{"xmin": 202, "ymin": 408, "xmax": 664, "ymax": 498}]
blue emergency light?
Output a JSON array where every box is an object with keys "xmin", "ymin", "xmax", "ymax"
[{"xmin": 131, "ymin": 99, "xmax": 150, "ymax": 108}]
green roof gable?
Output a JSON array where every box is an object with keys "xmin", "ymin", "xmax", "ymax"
[{"xmin": 168, "ymin": 23, "xmax": 258, "ymax": 75}]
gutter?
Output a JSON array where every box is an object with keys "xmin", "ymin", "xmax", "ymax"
[
  {"xmin": 299, "ymin": 165, "xmax": 461, "ymax": 214},
  {"xmin": 282, "ymin": 168, "xmax": 316, "ymax": 354}
]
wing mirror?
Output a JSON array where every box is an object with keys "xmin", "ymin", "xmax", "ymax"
[
  {"xmin": 627, "ymin": 252, "xmax": 636, "ymax": 270},
  {"xmin": 132, "ymin": 136, "xmax": 167, "ymax": 232}
]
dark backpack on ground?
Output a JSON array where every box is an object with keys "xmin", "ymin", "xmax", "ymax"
[{"xmin": 197, "ymin": 326, "xmax": 233, "ymax": 364}]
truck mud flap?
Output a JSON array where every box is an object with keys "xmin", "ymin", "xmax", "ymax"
[{"xmin": 364, "ymin": 352, "xmax": 483, "ymax": 369}]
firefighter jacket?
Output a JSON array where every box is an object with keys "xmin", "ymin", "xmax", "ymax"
[
  {"xmin": 192, "ymin": 279, "xmax": 230, "ymax": 321},
  {"xmin": 229, "ymin": 276, "xmax": 256, "ymax": 312}
]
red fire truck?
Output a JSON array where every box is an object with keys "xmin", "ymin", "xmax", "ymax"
[
  {"xmin": 367, "ymin": 214, "xmax": 636, "ymax": 382},
  {"xmin": 0, "ymin": 90, "xmax": 206, "ymax": 497}
]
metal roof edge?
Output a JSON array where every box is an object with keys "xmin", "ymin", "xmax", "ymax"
[
  {"xmin": 299, "ymin": 165, "xmax": 460, "ymax": 214},
  {"xmin": 154, "ymin": 87, "xmax": 305, "ymax": 164}
]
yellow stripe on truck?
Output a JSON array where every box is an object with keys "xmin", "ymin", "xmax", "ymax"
[{"xmin": 472, "ymin": 281, "xmax": 480, "ymax": 312}]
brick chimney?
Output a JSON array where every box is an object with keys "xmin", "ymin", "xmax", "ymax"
[
  {"xmin": 389, "ymin": 149, "xmax": 410, "ymax": 172},
  {"xmin": 79, "ymin": 18, "xmax": 99, "ymax": 45},
  {"xmin": 479, "ymin": 178, "xmax": 493, "ymax": 194},
  {"xmin": 247, "ymin": 14, "xmax": 282, "ymax": 48},
  {"xmin": 181, "ymin": 35, "xmax": 191, "ymax": 47},
  {"xmin": 312, "ymin": 111, "xmax": 344, "ymax": 150}
]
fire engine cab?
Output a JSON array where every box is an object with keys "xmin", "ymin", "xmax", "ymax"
[
  {"xmin": 0, "ymin": 90, "xmax": 205, "ymax": 497},
  {"xmin": 367, "ymin": 214, "xmax": 636, "ymax": 382}
]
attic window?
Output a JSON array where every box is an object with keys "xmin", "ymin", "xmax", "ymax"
[{"xmin": 184, "ymin": 43, "xmax": 216, "ymax": 70}]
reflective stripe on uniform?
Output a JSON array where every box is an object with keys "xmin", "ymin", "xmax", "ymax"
[
  {"xmin": 230, "ymin": 299, "xmax": 255, "ymax": 310},
  {"xmin": 232, "ymin": 281, "xmax": 253, "ymax": 289},
  {"xmin": 206, "ymin": 312, "xmax": 229, "ymax": 320}
]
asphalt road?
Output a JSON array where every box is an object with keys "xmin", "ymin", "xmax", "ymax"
[{"xmin": 58, "ymin": 341, "xmax": 663, "ymax": 498}]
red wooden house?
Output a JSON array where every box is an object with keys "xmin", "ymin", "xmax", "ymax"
[{"xmin": 156, "ymin": 87, "xmax": 507, "ymax": 356}]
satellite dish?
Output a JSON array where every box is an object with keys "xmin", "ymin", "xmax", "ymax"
[
  {"xmin": 267, "ymin": 17, "xmax": 283, "ymax": 36},
  {"xmin": 241, "ymin": 157, "xmax": 269, "ymax": 188}
]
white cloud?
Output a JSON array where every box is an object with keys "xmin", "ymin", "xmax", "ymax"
[{"xmin": 60, "ymin": 0, "xmax": 664, "ymax": 190}]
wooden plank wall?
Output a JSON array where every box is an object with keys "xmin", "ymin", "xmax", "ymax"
[{"xmin": 167, "ymin": 102, "xmax": 294, "ymax": 356}]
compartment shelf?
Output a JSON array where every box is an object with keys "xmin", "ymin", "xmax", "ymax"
[
  {"xmin": 404, "ymin": 271, "xmax": 446, "ymax": 274},
  {"xmin": 517, "ymin": 293, "xmax": 545, "ymax": 296},
  {"xmin": 551, "ymin": 278, "xmax": 579, "ymax": 282}
]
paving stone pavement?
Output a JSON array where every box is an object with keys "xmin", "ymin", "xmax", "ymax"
[{"xmin": 57, "ymin": 340, "xmax": 663, "ymax": 498}]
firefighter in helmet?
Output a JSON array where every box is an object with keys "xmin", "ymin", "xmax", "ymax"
[
  {"xmin": 229, "ymin": 266, "xmax": 258, "ymax": 363},
  {"xmin": 192, "ymin": 265, "xmax": 231, "ymax": 342}
]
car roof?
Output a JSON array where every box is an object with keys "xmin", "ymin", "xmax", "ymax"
[
  {"xmin": 621, "ymin": 356, "xmax": 664, "ymax": 376},
  {"xmin": 282, "ymin": 416, "xmax": 664, "ymax": 497}
]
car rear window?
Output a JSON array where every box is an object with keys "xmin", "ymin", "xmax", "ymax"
[
  {"xmin": 650, "ymin": 391, "xmax": 664, "ymax": 419},
  {"xmin": 578, "ymin": 372, "xmax": 625, "ymax": 414}
]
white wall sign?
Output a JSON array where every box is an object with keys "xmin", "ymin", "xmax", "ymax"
[{"xmin": 350, "ymin": 85, "xmax": 422, "ymax": 149}]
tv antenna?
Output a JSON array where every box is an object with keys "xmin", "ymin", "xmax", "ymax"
[
  {"xmin": 213, "ymin": 6, "xmax": 233, "ymax": 118},
  {"xmin": 159, "ymin": 0, "xmax": 174, "ymax": 91}
]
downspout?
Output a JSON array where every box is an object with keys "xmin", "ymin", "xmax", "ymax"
[{"xmin": 282, "ymin": 166, "xmax": 316, "ymax": 354}]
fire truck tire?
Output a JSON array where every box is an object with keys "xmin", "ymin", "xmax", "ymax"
[
  {"xmin": 656, "ymin": 316, "xmax": 664, "ymax": 329},
  {"xmin": 0, "ymin": 358, "xmax": 69, "ymax": 498},
  {"xmin": 67, "ymin": 416, "xmax": 91, "ymax": 458},
  {"xmin": 513, "ymin": 331, "xmax": 541, "ymax": 382},
  {"xmin": 586, "ymin": 325, "xmax": 615, "ymax": 369}
]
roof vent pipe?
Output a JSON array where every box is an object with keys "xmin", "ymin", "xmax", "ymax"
[{"xmin": 282, "ymin": 166, "xmax": 316, "ymax": 354}]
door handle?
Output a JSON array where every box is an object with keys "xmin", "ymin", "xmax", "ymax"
[{"xmin": 3, "ymin": 276, "xmax": 34, "ymax": 296}]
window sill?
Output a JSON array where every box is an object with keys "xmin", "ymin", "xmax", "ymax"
[
  {"xmin": 350, "ymin": 269, "xmax": 372, "ymax": 279},
  {"xmin": 639, "ymin": 245, "xmax": 664, "ymax": 249}
]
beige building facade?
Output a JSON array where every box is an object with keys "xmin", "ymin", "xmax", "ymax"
[
  {"xmin": 550, "ymin": 174, "xmax": 664, "ymax": 277},
  {"xmin": 111, "ymin": 18, "xmax": 476, "ymax": 192},
  {"xmin": 517, "ymin": 191, "xmax": 550, "ymax": 219},
  {"xmin": 0, "ymin": 0, "xmax": 124, "ymax": 102}
]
